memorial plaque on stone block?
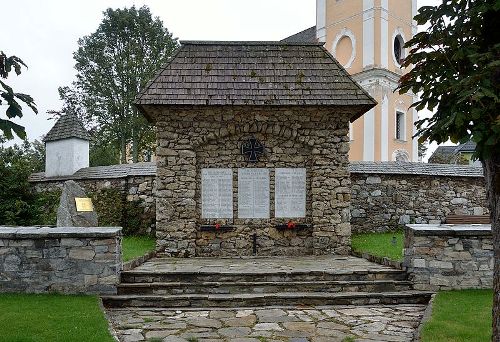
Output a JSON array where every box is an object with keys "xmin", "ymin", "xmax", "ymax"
[
  {"xmin": 238, "ymin": 168, "xmax": 270, "ymax": 218},
  {"xmin": 275, "ymin": 168, "xmax": 306, "ymax": 218},
  {"xmin": 201, "ymin": 168, "xmax": 233, "ymax": 218},
  {"xmin": 75, "ymin": 198, "xmax": 94, "ymax": 212}
]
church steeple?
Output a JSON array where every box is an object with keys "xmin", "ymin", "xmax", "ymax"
[{"xmin": 316, "ymin": 0, "xmax": 418, "ymax": 162}]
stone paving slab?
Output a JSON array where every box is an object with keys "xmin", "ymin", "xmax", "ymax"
[
  {"xmin": 128, "ymin": 255, "xmax": 399, "ymax": 274},
  {"xmin": 106, "ymin": 304, "xmax": 426, "ymax": 341}
]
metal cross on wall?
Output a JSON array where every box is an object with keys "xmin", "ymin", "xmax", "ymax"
[{"xmin": 241, "ymin": 137, "xmax": 264, "ymax": 162}]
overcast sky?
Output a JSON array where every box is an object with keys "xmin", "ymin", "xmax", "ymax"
[{"xmin": 2, "ymin": 0, "xmax": 443, "ymax": 157}]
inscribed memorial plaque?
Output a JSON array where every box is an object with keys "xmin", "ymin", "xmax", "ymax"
[
  {"xmin": 74, "ymin": 197, "xmax": 94, "ymax": 212},
  {"xmin": 275, "ymin": 168, "xmax": 306, "ymax": 218},
  {"xmin": 238, "ymin": 168, "xmax": 270, "ymax": 218},
  {"xmin": 201, "ymin": 168, "xmax": 233, "ymax": 218}
]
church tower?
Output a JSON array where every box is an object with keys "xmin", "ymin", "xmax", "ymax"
[{"xmin": 317, "ymin": 0, "xmax": 418, "ymax": 161}]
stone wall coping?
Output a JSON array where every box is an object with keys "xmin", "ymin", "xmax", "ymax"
[
  {"xmin": 29, "ymin": 161, "xmax": 484, "ymax": 183},
  {"xmin": 0, "ymin": 226, "xmax": 122, "ymax": 239},
  {"xmin": 350, "ymin": 161, "xmax": 483, "ymax": 178},
  {"xmin": 406, "ymin": 224, "xmax": 491, "ymax": 236}
]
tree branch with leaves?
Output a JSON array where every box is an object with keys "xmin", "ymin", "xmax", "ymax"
[{"xmin": 0, "ymin": 51, "xmax": 37, "ymax": 139}]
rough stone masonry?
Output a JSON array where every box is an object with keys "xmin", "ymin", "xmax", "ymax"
[
  {"xmin": 135, "ymin": 41, "xmax": 376, "ymax": 257},
  {"xmin": 0, "ymin": 226, "xmax": 122, "ymax": 294}
]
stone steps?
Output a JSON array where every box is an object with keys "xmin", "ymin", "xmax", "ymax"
[
  {"xmin": 117, "ymin": 280, "xmax": 413, "ymax": 295},
  {"xmin": 120, "ymin": 269, "xmax": 408, "ymax": 284},
  {"xmin": 101, "ymin": 290, "xmax": 433, "ymax": 308},
  {"xmin": 104, "ymin": 256, "xmax": 432, "ymax": 309}
]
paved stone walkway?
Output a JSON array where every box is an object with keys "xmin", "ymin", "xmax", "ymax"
[
  {"xmin": 129, "ymin": 255, "xmax": 398, "ymax": 274},
  {"xmin": 106, "ymin": 305, "xmax": 426, "ymax": 342}
]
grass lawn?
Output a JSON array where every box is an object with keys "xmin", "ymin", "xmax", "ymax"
[
  {"xmin": 122, "ymin": 235, "xmax": 156, "ymax": 262},
  {"xmin": 0, "ymin": 294, "xmax": 114, "ymax": 342},
  {"xmin": 351, "ymin": 231, "xmax": 404, "ymax": 261},
  {"xmin": 421, "ymin": 289, "xmax": 492, "ymax": 342}
]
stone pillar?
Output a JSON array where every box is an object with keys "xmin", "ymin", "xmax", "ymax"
[
  {"xmin": 311, "ymin": 116, "xmax": 352, "ymax": 255},
  {"xmin": 156, "ymin": 122, "xmax": 197, "ymax": 257}
]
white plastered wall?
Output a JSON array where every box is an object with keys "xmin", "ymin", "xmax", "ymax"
[{"xmin": 45, "ymin": 138, "xmax": 89, "ymax": 177}]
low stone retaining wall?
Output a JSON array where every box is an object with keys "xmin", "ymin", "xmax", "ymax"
[
  {"xmin": 404, "ymin": 224, "xmax": 492, "ymax": 291},
  {"xmin": 0, "ymin": 226, "xmax": 122, "ymax": 294}
]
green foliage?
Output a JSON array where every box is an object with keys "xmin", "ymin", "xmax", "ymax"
[
  {"xmin": 123, "ymin": 200, "xmax": 154, "ymax": 236},
  {"xmin": 90, "ymin": 188, "xmax": 123, "ymax": 227},
  {"xmin": 418, "ymin": 139, "xmax": 428, "ymax": 160},
  {"xmin": 0, "ymin": 140, "xmax": 58, "ymax": 225},
  {"xmin": 351, "ymin": 231, "xmax": 404, "ymax": 262},
  {"xmin": 33, "ymin": 190, "xmax": 61, "ymax": 225},
  {"xmin": 398, "ymin": 0, "xmax": 500, "ymax": 160},
  {"xmin": 342, "ymin": 337, "xmax": 356, "ymax": 342},
  {"xmin": 122, "ymin": 236, "xmax": 156, "ymax": 261},
  {"xmin": 0, "ymin": 294, "xmax": 114, "ymax": 341},
  {"xmin": 89, "ymin": 143, "xmax": 120, "ymax": 166},
  {"xmin": 429, "ymin": 151, "xmax": 470, "ymax": 165},
  {"xmin": 60, "ymin": 5, "xmax": 178, "ymax": 163},
  {"xmin": 421, "ymin": 289, "xmax": 492, "ymax": 342},
  {"xmin": 0, "ymin": 51, "xmax": 37, "ymax": 140},
  {"xmin": 89, "ymin": 189, "xmax": 153, "ymax": 236}
]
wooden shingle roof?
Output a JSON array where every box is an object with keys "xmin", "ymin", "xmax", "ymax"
[
  {"xmin": 29, "ymin": 161, "xmax": 484, "ymax": 182},
  {"xmin": 281, "ymin": 26, "xmax": 317, "ymax": 43},
  {"xmin": 135, "ymin": 41, "xmax": 376, "ymax": 120},
  {"xmin": 43, "ymin": 113, "xmax": 90, "ymax": 142}
]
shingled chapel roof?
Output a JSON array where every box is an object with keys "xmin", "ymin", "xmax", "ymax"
[
  {"xmin": 135, "ymin": 41, "xmax": 376, "ymax": 121},
  {"xmin": 43, "ymin": 113, "xmax": 90, "ymax": 142}
]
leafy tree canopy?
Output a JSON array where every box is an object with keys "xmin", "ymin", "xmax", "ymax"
[
  {"xmin": 60, "ymin": 5, "xmax": 178, "ymax": 163},
  {"xmin": 399, "ymin": 0, "xmax": 499, "ymax": 160},
  {"xmin": 398, "ymin": 0, "xmax": 500, "ymax": 337},
  {"xmin": 0, "ymin": 139, "xmax": 54, "ymax": 225},
  {"xmin": 0, "ymin": 51, "xmax": 37, "ymax": 139}
]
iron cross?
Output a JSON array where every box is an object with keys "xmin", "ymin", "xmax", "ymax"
[{"xmin": 241, "ymin": 137, "xmax": 264, "ymax": 162}]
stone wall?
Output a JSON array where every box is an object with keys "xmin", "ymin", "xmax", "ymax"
[
  {"xmin": 32, "ymin": 176, "xmax": 155, "ymax": 235},
  {"xmin": 350, "ymin": 171, "xmax": 487, "ymax": 233},
  {"xmin": 403, "ymin": 224, "xmax": 493, "ymax": 290},
  {"xmin": 0, "ymin": 226, "xmax": 122, "ymax": 294},
  {"xmin": 31, "ymin": 163, "xmax": 488, "ymax": 238},
  {"xmin": 150, "ymin": 105, "xmax": 353, "ymax": 257}
]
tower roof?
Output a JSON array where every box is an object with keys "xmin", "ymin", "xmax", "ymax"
[
  {"xmin": 43, "ymin": 113, "xmax": 90, "ymax": 142},
  {"xmin": 135, "ymin": 41, "xmax": 376, "ymax": 122},
  {"xmin": 281, "ymin": 26, "xmax": 317, "ymax": 43}
]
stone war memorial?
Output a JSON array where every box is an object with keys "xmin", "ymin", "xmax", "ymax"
[{"xmin": 135, "ymin": 41, "xmax": 376, "ymax": 257}]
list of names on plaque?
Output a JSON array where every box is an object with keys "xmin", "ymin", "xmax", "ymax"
[
  {"xmin": 201, "ymin": 168, "xmax": 233, "ymax": 218},
  {"xmin": 238, "ymin": 168, "xmax": 270, "ymax": 218},
  {"xmin": 275, "ymin": 168, "xmax": 306, "ymax": 218}
]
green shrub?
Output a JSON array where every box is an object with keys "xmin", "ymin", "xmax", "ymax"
[{"xmin": 90, "ymin": 188, "xmax": 123, "ymax": 227}]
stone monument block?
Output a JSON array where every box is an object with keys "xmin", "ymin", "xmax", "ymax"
[{"xmin": 57, "ymin": 180, "xmax": 98, "ymax": 227}]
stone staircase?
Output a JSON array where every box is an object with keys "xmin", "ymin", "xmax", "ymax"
[{"xmin": 101, "ymin": 255, "xmax": 433, "ymax": 308}]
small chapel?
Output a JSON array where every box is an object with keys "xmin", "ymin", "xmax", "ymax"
[{"xmin": 135, "ymin": 41, "xmax": 376, "ymax": 257}]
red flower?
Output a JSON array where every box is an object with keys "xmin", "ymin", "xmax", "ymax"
[
  {"xmin": 287, "ymin": 221, "xmax": 296, "ymax": 229},
  {"xmin": 215, "ymin": 223, "xmax": 221, "ymax": 230}
]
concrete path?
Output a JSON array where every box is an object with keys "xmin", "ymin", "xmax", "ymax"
[{"xmin": 106, "ymin": 304, "xmax": 426, "ymax": 341}]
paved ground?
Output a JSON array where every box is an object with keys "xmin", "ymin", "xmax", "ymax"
[
  {"xmin": 128, "ymin": 255, "xmax": 398, "ymax": 274},
  {"xmin": 106, "ymin": 304, "xmax": 426, "ymax": 342}
]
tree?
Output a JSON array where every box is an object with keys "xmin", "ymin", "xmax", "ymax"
[
  {"xmin": 0, "ymin": 51, "xmax": 37, "ymax": 139},
  {"xmin": 0, "ymin": 139, "xmax": 53, "ymax": 225},
  {"xmin": 418, "ymin": 139, "xmax": 428, "ymax": 161},
  {"xmin": 397, "ymin": 0, "xmax": 499, "ymax": 338},
  {"xmin": 61, "ymin": 5, "xmax": 178, "ymax": 163}
]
